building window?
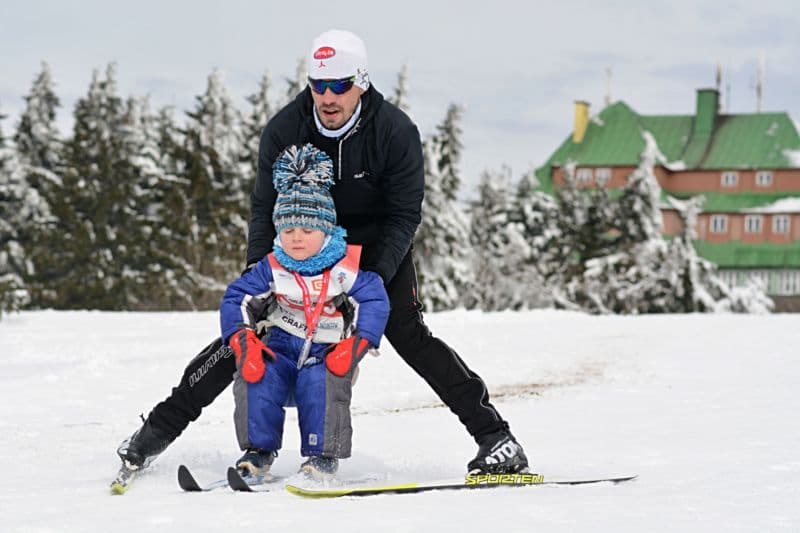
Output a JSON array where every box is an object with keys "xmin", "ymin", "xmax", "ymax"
[
  {"xmin": 773, "ymin": 215, "xmax": 790, "ymax": 234},
  {"xmin": 721, "ymin": 171, "xmax": 738, "ymax": 187},
  {"xmin": 755, "ymin": 170, "xmax": 773, "ymax": 187},
  {"xmin": 576, "ymin": 168, "xmax": 593, "ymax": 184},
  {"xmin": 781, "ymin": 271, "xmax": 800, "ymax": 295},
  {"xmin": 745, "ymin": 215, "xmax": 763, "ymax": 233},
  {"xmin": 595, "ymin": 167, "xmax": 612, "ymax": 186},
  {"xmin": 710, "ymin": 214, "xmax": 728, "ymax": 233}
]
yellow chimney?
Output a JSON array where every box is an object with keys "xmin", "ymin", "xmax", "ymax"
[{"xmin": 573, "ymin": 100, "xmax": 590, "ymax": 143}]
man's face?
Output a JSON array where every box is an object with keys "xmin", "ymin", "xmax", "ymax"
[{"xmin": 310, "ymin": 79, "xmax": 364, "ymax": 130}]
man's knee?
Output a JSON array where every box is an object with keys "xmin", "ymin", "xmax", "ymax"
[{"xmin": 180, "ymin": 339, "xmax": 235, "ymax": 387}]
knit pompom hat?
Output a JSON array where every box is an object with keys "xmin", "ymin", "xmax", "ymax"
[{"xmin": 272, "ymin": 144, "xmax": 337, "ymax": 235}]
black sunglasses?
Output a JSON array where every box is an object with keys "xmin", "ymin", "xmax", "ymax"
[{"xmin": 308, "ymin": 76, "xmax": 356, "ymax": 95}]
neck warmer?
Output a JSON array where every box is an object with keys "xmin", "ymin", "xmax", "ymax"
[{"xmin": 272, "ymin": 226, "xmax": 348, "ymax": 275}]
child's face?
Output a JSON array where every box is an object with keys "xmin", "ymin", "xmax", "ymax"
[{"xmin": 279, "ymin": 227, "xmax": 326, "ymax": 261}]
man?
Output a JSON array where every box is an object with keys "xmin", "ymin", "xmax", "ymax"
[{"xmin": 118, "ymin": 29, "xmax": 528, "ymax": 475}]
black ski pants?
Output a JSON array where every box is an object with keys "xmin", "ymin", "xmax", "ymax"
[{"xmin": 146, "ymin": 252, "xmax": 508, "ymax": 444}]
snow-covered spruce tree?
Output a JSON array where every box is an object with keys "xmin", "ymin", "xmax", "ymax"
[
  {"xmin": 555, "ymin": 131, "xmax": 772, "ymax": 314},
  {"xmin": 572, "ymin": 134, "xmax": 676, "ymax": 313},
  {"xmin": 14, "ymin": 63, "xmax": 62, "ymax": 171},
  {"xmin": 114, "ymin": 97, "xmax": 198, "ymax": 310},
  {"xmin": 617, "ymin": 132, "xmax": 664, "ymax": 244},
  {"xmin": 549, "ymin": 162, "xmax": 620, "ymax": 310},
  {"xmin": 387, "ymin": 64, "xmax": 411, "ymax": 115},
  {"xmin": 666, "ymin": 196, "xmax": 773, "ymax": 313},
  {"xmin": 149, "ymin": 106, "xmax": 201, "ymax": 309},
  {"xmin": 556, "ymin": 134, "xmax": 689, "ymax": 313},
  {"xmin": 0, "ymin": 109, "xmax": 40, "ymax": 315},
  {"xmin": 281, "ymin": 58, "xmax": 308, "ymax": 108},
  {"xmin": 413, "ymin": 110, "xmax": 472, "ymax": 311},
  {"xmin": 180, "ymin": 70, "xmax": 249, "ymax": 308},
  {"xmin": 511, "ymin": 169, "xmax": 559, "ymax": 308},
  {"xmin": 48, "ymin": 64, "xmax": 128, "ymax": 309},
  {"xmin": 466, "ymin": 165, "xmax": 533, "ymax": 311},
  {"xmin": 723, "ymin": 276, "xmax": 774, "ymax": 313},
  {"xmin": 436, "ymin": 104, "xmax": 464, "ymax": 201},
  {"xmin": 242, "ymin": 71, "xmax": 276, "ymax": 190},
  {"xmin": 11, "ymin": 62, "xmax": 62, "ymax": 308},
  {"xmin": 106, "ymin": 96, "xmax": 156, "ymax": 308}
]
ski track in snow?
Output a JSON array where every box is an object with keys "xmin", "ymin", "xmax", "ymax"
[{"xmin": 1, "ymin": 309, "xmax": 799, "ymax": 532}]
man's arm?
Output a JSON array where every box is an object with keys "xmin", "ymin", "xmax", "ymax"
[
  {"xmin": 372, "ymin": 121, "xmax": 425, "ymax": 283},
  {"xmin": 246, "ymin": 125, "xmax": 283, "ymax": 266}
]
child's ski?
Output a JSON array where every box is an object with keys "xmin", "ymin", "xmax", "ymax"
[
  {"xmin": 178, "ymin": 465, "xmax": 231, "ymax": 492},
  {"xmin": 286, "ymin": 473, "xmax": 638, "ymax": 498},
  {"xmin": 178, "ymin": 464, "xmax": 281, "ymax": 492},
  {"xmin": 226, "ymin": 466, "xmax": 280, "ymax": 492}
]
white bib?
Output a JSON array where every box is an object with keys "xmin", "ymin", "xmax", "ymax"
[{"xmin": 266, "ymin": 245, "xmax": 361, "ymax": 343}]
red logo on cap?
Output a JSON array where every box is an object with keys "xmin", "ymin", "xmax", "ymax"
[{"xmin": 313, "ymin": 46, "xmax": 336, "ymax": 60}]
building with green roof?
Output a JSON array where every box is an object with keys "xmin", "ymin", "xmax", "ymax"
[{"xmin": 535, "ymin": 88, "xmax": 800, "ymax": 308}]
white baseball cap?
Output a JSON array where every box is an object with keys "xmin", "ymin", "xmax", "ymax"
[{"xmin": 308, "ymin": 29, "xmax": 370, "ymax": 90}]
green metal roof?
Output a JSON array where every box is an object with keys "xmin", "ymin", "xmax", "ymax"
[
  {"xmin": 639, "ymin": 115, "xmax": 692, "ymax": 161},
  {"xmin": 693, "ymin": 240, "xmax": 800, "ymax": 268},
  {"xmin": 534, "ymin": 93, "xmax": 800, "ymax": 191},
  {"xmin": 700, "ymin": 113, "xmax": 799, "ymax": 169},
  {"xmin": 568, "ymin": 102, "xmax": 645, "ymax": 165}
]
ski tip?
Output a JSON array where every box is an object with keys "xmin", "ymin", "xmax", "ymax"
[
  {"xmin": 110, "ymin": 464, "xmax": 137, "ymax": 495},
  {"xmin": 227, "ymin": 466, "xmax": 253, "ymax": 492},
  {"xmin": 177, "ymin": 464, "xmax": 192, "ymax": 481},
  {"xmin": 285, "ymin": 484, "xmax": 347, "ymax": 498},
  {"xmin": 225, "ymin": 466, "xmax": 280, "ymax": 492},
  {"xmin": 178, "ymin": 464, "xmax": 203, "ymax": 492}
]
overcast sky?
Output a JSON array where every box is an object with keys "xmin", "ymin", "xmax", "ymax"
[{"xmin": 2, "ymin": 0, "xmax": 799, "ymax": 194}]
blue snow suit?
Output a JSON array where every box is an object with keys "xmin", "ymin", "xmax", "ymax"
[{"xmin": 220, "ymin": 243, "xmax": 389, "ymax": 459}]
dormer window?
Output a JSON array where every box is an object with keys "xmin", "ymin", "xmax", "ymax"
[
  {"xmin": 721, "ymin": 171, "xmax": 738, "ymax": 187},
  {"xmin": 576, "ymin": 168, "xmax": 593, "ymax": 184},
  {"xmin": 755, "ymin": 170, "xmax": 773, "ymax": 187}
]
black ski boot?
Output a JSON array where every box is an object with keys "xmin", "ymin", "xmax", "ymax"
[
  {"xmin": 116, "ymin": 418, "xmax": 172, "ymax": 471},
  {"xmin": 467, "ymin": 430, "xmax": 529, "ymax": 474},
  {"xmin": 299, "ymin": 456, "xmax": 339, "ymax": 479},
  {"xmin": 236, "ymin": 448, "xmax": 277, "ymax": 477}
]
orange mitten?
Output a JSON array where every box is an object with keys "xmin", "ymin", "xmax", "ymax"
[
  {"xmin": 230, "ymin": 328, "xmax": 275, "ymax": 383},
  {"xmin": 325, "ymin": 335, "xmax": 370, "ymax": 377}
]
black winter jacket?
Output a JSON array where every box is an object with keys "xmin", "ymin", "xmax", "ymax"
[{"xmin": 247, "ymin": 86, "xmax": 424, "ymax": 283}]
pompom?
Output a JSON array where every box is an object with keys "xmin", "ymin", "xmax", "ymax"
[{"xmin": 273, "ymin": 144, "xmax": 334, "ymax": 193}]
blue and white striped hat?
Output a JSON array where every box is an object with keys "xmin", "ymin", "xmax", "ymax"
[{"xmin": 272, "ymin": 144, "xmax": 337, "ymax": 235}]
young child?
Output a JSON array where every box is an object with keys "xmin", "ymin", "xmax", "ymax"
[{"xmin": 220, "ymin": 144, "xmax": 390, "ymax": 479}]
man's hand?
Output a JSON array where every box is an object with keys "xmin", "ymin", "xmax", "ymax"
[
  {"xmin": 230, "ymin": 328, "xmax": 275, "ymax": 383},
  {"xmin": 325, "ymin": 335, "xmax": 371, "ymax": 377}
]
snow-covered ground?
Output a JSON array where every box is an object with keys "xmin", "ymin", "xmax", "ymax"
[{"xmin": 1, "ymin": 309, "xmax": 798, "ymax": 532}]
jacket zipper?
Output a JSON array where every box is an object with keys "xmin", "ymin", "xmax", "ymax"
[{"xmin": 337, "ymin": 119, "xmax": 361, "ymax": 181}]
